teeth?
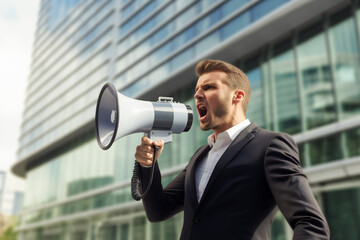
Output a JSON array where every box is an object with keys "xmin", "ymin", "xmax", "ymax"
[{"xmin": 198, "ymin": 105, "xmax": 207, "ymax": 118}]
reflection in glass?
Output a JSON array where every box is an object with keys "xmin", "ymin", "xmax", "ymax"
[
  {"xmin": 251, "ymin": 0, "xmax": 288, "ymax": 21},
  {"xmin": 119, "ymin": 224, "xmax": 129, "ymax": 240},
  {"xmin": 244, "ymin": 60, "xmax": 265, "ymax": 127},
  {"xmin": 330, "ymin": 8, "xmax": 360, "ymax": 119},
  {"xmin": 307, "ymin": 133, "xmax": 342, "ymax": 166},
  {"xmin": 322, "ymin": 187, "xmax": 360, "ymax": 240},
  {"xmin": 344, "ymin": 127, "xmax": 360, "ymax": 158},
  {"xmin": 270, "ymin": 210, "xmax": 288, "ymax": 240},
  {"xmin": 133, "ymin": 217, "xmax": 146, "ymax": 240},
  {"xmin": 297, "ymin": 25, "xmax": 337, "ymax": 129},
  {"xmin": 99, "ymin": 225, "xmax": 117, "ymax": 239},
  {"xmin": 272, "ymin": 39, "xmax": 301, "ymax": 134}
]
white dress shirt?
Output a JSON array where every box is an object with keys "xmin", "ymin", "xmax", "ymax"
[{"xmin": 195, "ymin": 119, "xmax": 251, "ymax": 202}]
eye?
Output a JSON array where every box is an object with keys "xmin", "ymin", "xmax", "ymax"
[{"xmin": 203, "ymin": 85, "xmax": 214, "ymax": 90}]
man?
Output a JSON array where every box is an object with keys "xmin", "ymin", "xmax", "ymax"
[{"xmin": 135, "ymin": 59, "xmax": 330, "ymax": 239}]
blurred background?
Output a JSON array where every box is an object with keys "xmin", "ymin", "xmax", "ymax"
[
  {"xmin": 0, "ymin": 0, "xmax": 38, "ymax": 239},
  {"xmin": 2, "ymin": 0, "xmax": 360, "ymax": 239}
]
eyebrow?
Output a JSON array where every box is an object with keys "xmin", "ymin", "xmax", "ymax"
[{"xmin": 195, "ymin": 79, "xmax": 212, "ymax": 92}]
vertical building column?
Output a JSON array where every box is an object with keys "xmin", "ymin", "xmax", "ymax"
[
  {"xmin": 293, "ymin": 29, "xmax": 311, "ymax": 167},
  {"xmin": 267, "ymin": 44, "xmax": 278, "ymax": 132},
  {"xmin": 262, "ymin": 45, "xmax": 273, "ymax": 131}
]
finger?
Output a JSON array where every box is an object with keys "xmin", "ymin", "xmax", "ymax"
[
  {"xmin": 141, "ymin": 136, "xmax": 153, "ymax": 146},
  {"xmin": 136, "ymin": 144, "xmax": 154, "ymax": 154},
  {"xmin": 135, "ymin": 153, "xmax": 153, "ymax": 167},
  {"xmin": 153, "ymin": 140, "xmax": 164, "ymax": 160},
  {"xmin": 153, "ymin": 140, "xmax": 164, "ymax": 148},
  {"xmin": 136, "ymin": 147, "xmax": 154, "ymax": 160}
]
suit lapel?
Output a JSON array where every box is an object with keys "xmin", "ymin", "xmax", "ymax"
[
  {"xmin": 199, "ymin": 123, "xmax": 258, "ymax": 204},
  {"xmin": 186, "ymin": 144, "xmax": 211, "ymax": 209}
]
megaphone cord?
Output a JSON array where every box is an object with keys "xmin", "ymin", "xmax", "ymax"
[{"xmin": 131, "ymin": 145, "xmax": 159, "ymax": 201}]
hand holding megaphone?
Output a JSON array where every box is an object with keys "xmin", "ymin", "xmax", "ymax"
[{"xmin": 135, "ymin": 137, "xmax": 164, "ymax": 167}]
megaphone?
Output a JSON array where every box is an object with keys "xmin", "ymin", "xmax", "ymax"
[{"xmin": 95, "ymin": 83, "xmax": 193, "ymax": 150}]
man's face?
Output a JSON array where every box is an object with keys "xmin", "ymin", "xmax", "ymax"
[{"xmin": 194, "ymin": 71, "xmax": 236, "ymax": 134}]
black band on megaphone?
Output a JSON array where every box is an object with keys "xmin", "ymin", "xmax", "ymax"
[
  {"xmin": 152, "ymin": 102, "xmax": 174, "ymax": 130},
  {"xmin": 184, "ymin": 105, "xmax": 193, "ymax": 132}
]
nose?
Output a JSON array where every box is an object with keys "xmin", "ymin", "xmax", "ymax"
[{"xmin": 194, "ymin": 88, "xmax": 203, "ymax": 100}]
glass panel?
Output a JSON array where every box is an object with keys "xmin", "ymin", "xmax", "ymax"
[
  {"xmin": 307, "ymin": 133, "xmax": 342, "ymax": 166},
  {"xmin": 251, "ymin": 0, "xmax": 288, "ymax": 21},
  {"xmin": 119, "ymin": 224, "xmax": 129, "ymax": 240},
  {"xmin": 243, "ymin": 56, "xmax": 265, "ymax": 127},
  {"xmin": 330, "ymin": 8, "xmax": 360, "ymax": 119},
  {"xmin": 132, "ymin": 216, "xmax": 146, "ymax": 240},
  {"xmin": 99, "ymin": 225, "xmax": 117, "ymax": 240},
  {"xmin": 344, "ymin": 127, "xmax": 360, "ymax": 158},
  {"xmin": 150, "ymin": 221, "xmax": 161, "ymax": 240},
  {"xmin": 163, "ymin": 215, "xmax": 178, "ymax": 240},
  {"xmin": 70, "ymin": 231, "xmax": 86, "ymax": 240},
  {"xmin": 221, "ymin": 10, "xmax": 251, "ymax": 40},
  {"xmin": 298, "ymin": 143, "xmax": 308, "ymax": 168},
  {"xmin": 297, "ymin": 23, "xmax": 337, "ymax": 129},
  {"xmin": 119, "ymin": 0, "xmax": 160, "ymax": 36},
  {"xmin": 48, "ymin": 0, "xmax": 82, "ymax": 28},
  {"xmin": 149, "ymin": 212, "xmax": 183, "ymax": 240},
  {"xmin": 194, "ymin": 30, "xmax": 221, "ymax": 55},
  {"xmin": 322, "ymin": 187, "xmax": 360, "ymax": 240},
  {"xmin": 272, "ymin": 39, "xmax": 301, "ymax": 134},
  {"xmin": 270, "ymin": 210, "xmax": 288, "ymax": 240}
]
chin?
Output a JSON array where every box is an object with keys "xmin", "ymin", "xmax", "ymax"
[{"xmin": 199, "ymin": 123, "xmax": 211, "ymax": 131}]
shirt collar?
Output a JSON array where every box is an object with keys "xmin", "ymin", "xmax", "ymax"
[{"xmin": 207, "ymin": 119, "xmax": 251, "ymax": 148}]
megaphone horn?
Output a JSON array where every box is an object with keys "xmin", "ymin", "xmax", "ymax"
[{"xmin": 95, "ymin": 83, "xmax": 193, "ymax": 150}]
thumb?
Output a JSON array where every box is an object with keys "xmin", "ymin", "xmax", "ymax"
[{"xmin": 153, "ymin": 140, "xmax": 164, "ymax": 147}]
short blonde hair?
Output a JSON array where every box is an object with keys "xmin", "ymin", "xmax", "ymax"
[{"xmin": 195, "ymin": 59, "xmax": 251, "ymax": 112}]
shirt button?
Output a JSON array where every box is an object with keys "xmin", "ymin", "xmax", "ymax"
[{"xmin": 193, "ymin": 217, "xmax": 199, "ymax": 223}]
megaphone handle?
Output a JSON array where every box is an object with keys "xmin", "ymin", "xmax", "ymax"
[{"xmin": 131, "ymin": 145, "xmax": 159, "ymax": 201}]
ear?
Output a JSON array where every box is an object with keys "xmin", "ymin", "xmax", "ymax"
[{"xmin": 233, "ymin": 90, "xmax": 245, "ymax": 104}]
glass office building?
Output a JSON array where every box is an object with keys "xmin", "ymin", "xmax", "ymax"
[{"xmin": 12, "ymin": 0, "xmax": 360, "ymax": 239}]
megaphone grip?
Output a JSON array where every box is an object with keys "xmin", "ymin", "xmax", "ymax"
[{"xmin": 131, "ymin": 145, "xmax": 159, "ymax": 201}]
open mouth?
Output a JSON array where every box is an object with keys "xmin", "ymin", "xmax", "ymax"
[{"xmin": 197, "ymin": 104, "xmax": 208, "ymax": 121}]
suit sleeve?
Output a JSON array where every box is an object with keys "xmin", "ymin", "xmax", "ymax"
[
  {"xmin": 140, "ymin": 162, "xmax": 186, "ymax": 222},
  {"xmin": 264, "ymin": 133, "xmax": 330, "ymax": 240}
]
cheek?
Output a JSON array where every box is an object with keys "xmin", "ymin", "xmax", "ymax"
[{"xmin": 210, "ymin": 96, "xmax": 230, "ymax": 117}]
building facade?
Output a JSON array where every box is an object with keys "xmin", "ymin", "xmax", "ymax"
[{"xmin": 12, "ymin": 0, "xmax": 360, "ymax": 239}]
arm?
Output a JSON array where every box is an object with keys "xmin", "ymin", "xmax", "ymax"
[
  {"xmin": 140, "ymin": 163, "xmax": 185, "ymax": 222},
  {"xmin": 135, "ymin": 137, "xmax": 185, "ymax": 222},
  {"xmin": 264, "ymin": 133, "xmax": 330, "ymax": 239}
]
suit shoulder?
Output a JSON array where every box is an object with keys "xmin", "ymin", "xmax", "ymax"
[
  {"xmin": 254, "ymin": 126, "xmax": 296, "ymax": 148},
  {"xmin": 256, "ymin": 126, "xmax": 293, "ymax": 139}
]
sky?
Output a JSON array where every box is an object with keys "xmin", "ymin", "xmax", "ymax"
[{"xmin": 0, "ymin": 0, "xmax": 40, "ymax": 189}]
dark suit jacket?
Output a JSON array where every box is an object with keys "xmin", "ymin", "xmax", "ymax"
[{"xmin": 140, "ymin": 123, "xmax": 330, "ymax": 239}]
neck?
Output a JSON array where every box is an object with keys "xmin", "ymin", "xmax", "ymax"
[{"xmin": 212, "ymin": 116, "xmax": 246, "ymax": 142}]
